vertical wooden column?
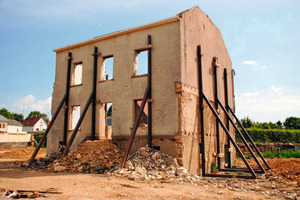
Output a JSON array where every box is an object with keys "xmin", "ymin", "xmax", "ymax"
[
  {"xmin": 91, "ymin": 46, "xmax": 98, "ymax": 140},
  {"xmin": 224, "ymin": 68, "xmax": 231, "ymax": 167},
  {"xmin": 197, "ymin": 45, "xmax": 205, "ymax": 175},
  {"xmin": 63, "ymin": 52, "xmax": 72, "ymax": 145},
  {"xmin": 213, "ymin": 57, "xmax": 221, "ymax": 169},
  {"xmin": 147, "ymin": 35, "xmax": 152, "ymax": 148}
]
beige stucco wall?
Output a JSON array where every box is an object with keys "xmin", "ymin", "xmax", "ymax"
[
  {"xmin": 178, "ymin": 6, "xmax": 235, "ymax": 174},
  {"xmin": 48, "ymin": 21, "xmax": 181, "ymax": 154}
]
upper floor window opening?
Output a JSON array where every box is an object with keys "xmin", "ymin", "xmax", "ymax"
[
  {"xmin": 102, "ymin": 56, "xmax": 114, "ymax": 80},
  {"xmin": 134, "ymin": 50, "xmax": 148, "ymax": 76},
  {"xmin": 72, "ymin": 62, "xmax": 83, "ymax": 85}
]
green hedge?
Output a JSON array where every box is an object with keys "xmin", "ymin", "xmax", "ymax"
[{"xmin": 236, "ymin": 128, "xmax": 300, "ymax": 143}]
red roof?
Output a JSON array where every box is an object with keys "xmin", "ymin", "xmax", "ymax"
[{"xmin": 22, "ymin": 116, "xmax": 42, "ymax": 126}]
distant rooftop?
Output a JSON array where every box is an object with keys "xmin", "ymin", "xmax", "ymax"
[{"xmin": 0, "ymin": 114, "xmax": 8, "ymax": 122}]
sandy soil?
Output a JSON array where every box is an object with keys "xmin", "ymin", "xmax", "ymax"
[{"xmin": 0, "ymin": 147, "xmax": 299, "ymax": 200}]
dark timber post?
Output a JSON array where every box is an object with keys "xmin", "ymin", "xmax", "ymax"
[
  {"xmin": 203, "ymin": 94, "xmax": 256, "ymax": 178},
  {"xmin": 147, "ymin": 35, "xmax": 152, "ymax": 148},
  {"xmin": 63, "ymin": 52, "xmax": 72, "ymax": 145},
  {"xmin": 224, "ymin": 68, "xmax": 231, "ymax": 167},
  {"xmin": 28, "ymin": 94, "xmax": 67, "ymax": 167},
  {"xmin": 213, "ymin": 57, "xmax": 221, "ymax": 169},
  {"xmin": 63, "ymin": 92, "xmax": 94, "ymax": 157},
  {"xmin": 121, "ymin": 85, "xmax": 150, "ymax": 168},
  {"xmin": 197, "ymin": 45, "xmax": 205, "ymax": 175},
  {"xmin": 91, "ymin": 46, "xmax": 98, "ymax": 141}
]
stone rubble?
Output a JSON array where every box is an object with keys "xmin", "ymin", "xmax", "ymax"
[
  {"xmin": 112, "ymin": 146, "xmax": 190, "ymax": 181},
  {"xmin": 111, "ymin": 146, "xmax": 300, "ymax": 200},
  {"xmin": 26, "ymin": 140, "xmax": 124, "ymax": 174},
  {"xmin": 17, "ymin": 142, "xmax": 299, "ymax": 199}
]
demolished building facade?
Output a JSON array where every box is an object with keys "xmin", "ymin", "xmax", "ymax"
[{"xmin": 48, "ymin": 6, "xmax": 236, "ymax": 175}]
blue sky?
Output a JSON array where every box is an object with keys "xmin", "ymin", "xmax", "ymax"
[{"xmin": 0, "ymin": 0, "xmax": 299, "ymax": 122}]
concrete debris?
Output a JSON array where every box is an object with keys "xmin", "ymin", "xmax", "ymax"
[
  {"xmin": 4, "ymin": 190, "xmax": 45, "ymax": 198},
  {"xmin": 112, "ymin": 146, "xmax": 192, "ymax": 181}
]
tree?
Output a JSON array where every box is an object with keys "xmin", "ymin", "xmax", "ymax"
[
  {"xmin": 27, "ymin": 111, "xmax": 49, "ymax": 123},
  {"xmin": 107, "ymin": 105, "xmax": 112, "ymax": 117},
  {"xmin": 0, "ymin": 108, "xmax": 24, "ymax": 122},
  {"xmin": 241, "ymin": 116, "xmax": 253, "ymax": 128},
  {"xmin": 276, "ymin": 120, "xmax": 283, "ymax": 128},
  {"xmin": 283, "ymin": 117, "xmax": 300, "ymax": 129},
  {"xmin": 13, "ymin": 113, "xmax": 24, "ymax": 122}
]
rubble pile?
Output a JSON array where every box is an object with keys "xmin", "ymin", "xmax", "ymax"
[
  {"xmin": 30, "ymin": 140, "xmax": 124, "ymax": 174},
  {"xmin": 113, "ymin": 146, "xmax": 195, "ymax": 182}
]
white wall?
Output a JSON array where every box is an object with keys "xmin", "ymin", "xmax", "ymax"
[
  {"xmin": 0, "ymin": 122, "xmax": 8, "ymax": 133},
  {"xmin": 0, "ymin": 133, "xmax": 31, "ymax": 143},
  {"xmin": 7, "ymin": 125, "xmax": 24, "ymax": 133},
  {"xmin": 33, "ymin": 118, "xmax": 47, "ymax": 132},
  {"xmin": 23, "ymin": 126, "xmax": 33, "ymax": 133}
]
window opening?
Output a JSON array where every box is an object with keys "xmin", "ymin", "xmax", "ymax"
[
  {"xmin": 134, "ymin": 50, "xmax": 148, "ymax": 76},
  {"xmin": 71, "ymin": 106, "xmax": 80, "ymax": 130},
  {"xmin": 134, "ymin": 100, "xmax": 148, "ymax": 127},
  {"xmin": 105, "ymin": 103, "xmax": 112, "ymax": 126},
  {"xmin": 103, "ymin": 56, "xmax": 113, "ymax": 80},
  {"xmin": 73, "ymin": 63, "xmax": 82, "ymax": 85}
]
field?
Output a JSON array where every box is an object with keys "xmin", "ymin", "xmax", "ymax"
[{"xmin": 0, "ymin": 146, "xmax": 299, "ymax": 200}]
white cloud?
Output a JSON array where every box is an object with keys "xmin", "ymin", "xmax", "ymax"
[
  {"xmin": 236, "ymin": 86, "xmax": 300, "ymax": 122},
  {"xmin": 29, "ymin": 97, "xmax": 52, "ymax": 114},
  {"xmin": 13, "ymin": 95, "xmax": 35, "ymax": 110},
  {"xmin": 242, "ymin": 92, "xmax": 259, "ymax": 97},
  {"xmin": 242, "ymin": 60, "xmax": 257, "ymax": 66},
  {"xmin": 241, "ymin": 60, "xmax": 269, "ymax": 71},
  {"xmin": 262, "ymin": 65, "xmax": 268, "ymax": 69},
  {"xmin": 268, "ymin": 85, "xmax": 283, "ymax": 96},
  {"xmin": 11, "ymin": 95, "xmax": 52, "ymax": 118}
]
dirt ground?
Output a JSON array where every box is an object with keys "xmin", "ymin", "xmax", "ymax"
[{"xmin": 0, "ymin": 147, "xmax": 299, "ymax": 200}]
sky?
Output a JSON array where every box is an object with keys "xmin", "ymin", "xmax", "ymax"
[{"xmin": 0, "ymin": 0, "xmax": 299, "ymax": 123}]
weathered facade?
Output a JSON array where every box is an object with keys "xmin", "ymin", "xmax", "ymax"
[{"xmin": 48, "ymin": 6, "xmax": 235, "ymax": 175}]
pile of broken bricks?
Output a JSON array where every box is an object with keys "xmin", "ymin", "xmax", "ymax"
[
  {"xmin": 25, "ymin": 140, "xmax": 124, "ymax": 174},
  {"xmin": 111, "ymin": 146, "xmax": 197, "ymax": 182},
  {"xmin": 24, "ymin": 140, "xmax": 200, "ymax": 182}
]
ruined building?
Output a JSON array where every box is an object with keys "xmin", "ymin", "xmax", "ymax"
[{"xmin": 48, "ymin": 6, "xmax": 236, "ymax": 175}]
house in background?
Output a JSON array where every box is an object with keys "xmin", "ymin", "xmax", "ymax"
[
  {"xmin": 0, "ymin": 114, "xmax": 8, "ymax": 133},
  {"xmin": 7, "ymin": 119, "xmax": 24, "ymax": 133},
  {"xmin": 22, "ymin": 117, "xmax": 47, "ymax": 133}
]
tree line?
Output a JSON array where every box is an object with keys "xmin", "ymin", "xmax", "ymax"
[
  {"xmin": 241, "ymin": 116, "xmax": 300, "ymax": 130},
  {"xmin": 0, "ymin": 108, "xmax": 49, "ymax": 123}
]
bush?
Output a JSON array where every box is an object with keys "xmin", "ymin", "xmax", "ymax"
[
  {"xmin": 237, "ymin": 128, "xmax": 300, "ymax": 143},
  {"xmin": 34, "ymin": 131, "xmax": 46, "ymax": 147},
  {"xmin": 263, "ymin": 150, "xmax": 300, "ymax": 158}
]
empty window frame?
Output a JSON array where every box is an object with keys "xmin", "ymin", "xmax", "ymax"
[
  {"xmin": 134, "ymin": 50, "xmax": 148, "ymax": 76},
  {"xmin": 102, "ymin": 56, "xmax": 114, "ymax": 80},
  {"xmin": 134, "ymin": 100, "xmax": 148, "ymax": 127},
  {"xmin": 70, "ymin": 106, "xmax": 80, "ymax": 130},
  {"xmin": 105, "ymin": 103, "xmax": 112, "ymax": 126},
  {"xmin": 72, "ymin": 63, "xmax": 83, "ymax": 85}
]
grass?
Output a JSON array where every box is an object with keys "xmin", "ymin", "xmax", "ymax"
[
  {"xmin": 263, "ymin": 150, "xmax": 300, "ymax": 158},
  {"xmin": 211, "ymin": 162, "xmax": 218, "ymax": 173}
]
